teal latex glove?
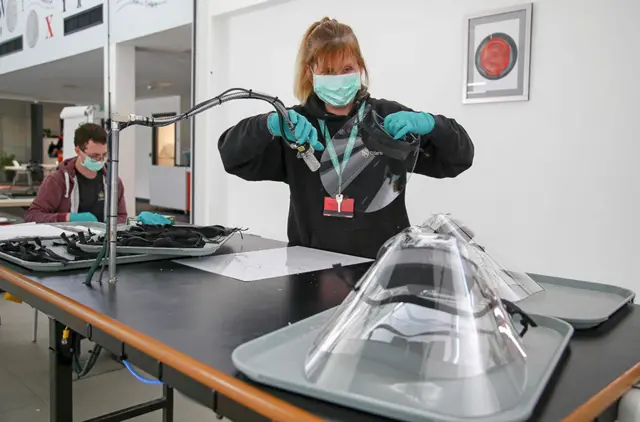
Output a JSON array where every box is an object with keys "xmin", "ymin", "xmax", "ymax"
[
  {"xmin": 267, "ymin": 110, "xmax": 324, "ymax": 151},
  {"xmin": 137, "ymin": 211, "xmax": 172, "ymax": 226},
  {"xmin": 69, "ymin": 212, "xmax": 98, "ymax": 222},
  {"xmin": 383, "ymin": 111, "xmax": 436, "ymax": 140}
]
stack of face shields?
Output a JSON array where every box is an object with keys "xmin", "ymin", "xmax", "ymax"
[
  {"xmin": 421, "ymin": 213, "xmax": 544, "ymax": 302},
  {"xmin": 304, "ymin": 227, "xmax": 535, "ymax": 419}
]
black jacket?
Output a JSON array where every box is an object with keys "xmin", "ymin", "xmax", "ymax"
[{"xmin": 218, "ymin": 93, "xmax": 474, "ymax": 259}]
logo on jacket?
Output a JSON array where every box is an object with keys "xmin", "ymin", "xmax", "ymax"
[{"xmin": 362, "ymin": 148, "xmax": 383, "ymax": 158}]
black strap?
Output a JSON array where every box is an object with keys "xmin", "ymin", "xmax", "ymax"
[
  {"xmin": 58, "ymin": 233, "xmax": 100, "ymax": 260},
  {"xmin": 502, "ymin": 299, "xmax": 538, "ymax": 337},
  {"xmin": 0, "ymin": 238, "xmax": 70, "ymax": 265},
  {"xmin": 33, "ymin": 238, "xmax": 71, "ymax": 264}
]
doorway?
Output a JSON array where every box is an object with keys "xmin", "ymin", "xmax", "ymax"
[{"xmin": 151, "ymin": 112, "xmax": 177, "ymax": 167}]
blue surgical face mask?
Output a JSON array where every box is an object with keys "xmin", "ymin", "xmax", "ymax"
[
  {"xmin": 313, "ymin": 72, "xmax": 362, "ymax": 108},
  {"xmin": 81, "ymin": 155, "xmax": 105, "ymax": 172}
]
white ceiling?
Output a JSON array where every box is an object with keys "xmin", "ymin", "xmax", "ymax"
[{"xmin": 0, "ymin": 24, "xmax": 192, "ymax": 105}]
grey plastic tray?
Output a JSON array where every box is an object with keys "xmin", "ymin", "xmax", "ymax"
[
  {"xmin": 54, "ymin": 222, "xmax": 112, "ymax": 231},
  {"xmin": 517, "ymin": 273, "xmax": 635, "ymax": 330},
  {"xmin": 0, "ymin": 238, "xmax": 174, "ymax": 272},
  {"xmin": 232, "ymin": 308, "xmax": 572, "ymax": 422},
  {"xmin": 76, "ymin": 231, "xmax": 237, "ymax": 257}
]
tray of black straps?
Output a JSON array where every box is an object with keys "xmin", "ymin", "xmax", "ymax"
[
  {"xmin": 75, "ymin": 224, "xmax": 241, "ymax": 257},
  {"xmin": 0, "ymin": 235, "xmax": 172, "ymax": 272}
]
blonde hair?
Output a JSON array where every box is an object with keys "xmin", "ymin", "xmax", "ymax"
[{"xmin": 294, "ymin": 17, "xmax": 369, "ymax": 104}]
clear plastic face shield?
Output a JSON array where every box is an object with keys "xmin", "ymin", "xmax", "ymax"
[
  {"xmin": 319, "ymin": 105, "xmax": 421, "ymax": 213},
  {"xmin": 421, "ymin": 213, "xmax": 544, "ymax": 302},
  {"xmin": 304, "ymin": 228, "xmax": 534, "ymax": 420}
]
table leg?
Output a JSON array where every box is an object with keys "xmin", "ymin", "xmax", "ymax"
[
  {"xmin": 162, "ymin": 384, "xmax": 174, "ymax": 422},
  {"xmin": 33, "ymin": 308, "xmax": 38, "ymax": 343},
  {"xmin": 49, "ymin": 318, "xmax": 73, "ymax": 422}
]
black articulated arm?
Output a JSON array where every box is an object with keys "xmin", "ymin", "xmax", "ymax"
[
  {"xmin": 99, "ymin": 88, "xmax": 317, "ymax": 286},
  {"xmin": 130, "ymin": 88, "xmax": 320, "ymax": 176}
]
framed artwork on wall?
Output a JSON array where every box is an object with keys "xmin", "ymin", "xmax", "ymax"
[{"xmin": 462, "ymin": 3, "xmax": 533, "ymax": 104}]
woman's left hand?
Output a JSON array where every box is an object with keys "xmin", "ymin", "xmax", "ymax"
[{"xmin": 383, "ymin": 111, "xmax": 435, "ymax": 140}]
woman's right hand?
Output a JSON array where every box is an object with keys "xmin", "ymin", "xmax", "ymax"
[{"xmin": 267, "ymin": 110, "xmax": 324, "ymax": 151}]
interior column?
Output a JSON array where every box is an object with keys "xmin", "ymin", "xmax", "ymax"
[
  {"xmin": 30, "ymin": 102, "xmax": 44, "ymax": 163},
  {"xmin": 104, "ymin": 43, "xmax": 136, "ymax": 218}
]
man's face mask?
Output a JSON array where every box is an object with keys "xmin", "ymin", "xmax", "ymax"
[
  {"xmin": 77, "ymin": 148, "xmax": 106, "ymax": 172},
  {"xmin": 313, "ymin": 72, "xmax": 362, "ymax": 108}
]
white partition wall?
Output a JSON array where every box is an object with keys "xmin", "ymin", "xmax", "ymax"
[
  {"xmin": 135, "ymin": 96, "xmax": 182, "ymax": 200},
  {"xmin": 194, "ymin": 0, "xmax": 640, "ymax": 290},
  {"xmin": 149, "ymin": 165, "xmax": 188, "ymax": 211},
  {"xmin": 193, "ymin": 0, "xmax": 296, "ymax": 234},
  {"xmin": 104, "ymin": 43, "xmax": 136, "ymax": 218},
  {"xmin": 192, "ymin": 0, "xmax": 226, "ymax": 228}
]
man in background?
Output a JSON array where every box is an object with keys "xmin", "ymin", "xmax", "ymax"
[{"xmin": 25, "ymin": 123, "xmax": 128, "ymax": 223}]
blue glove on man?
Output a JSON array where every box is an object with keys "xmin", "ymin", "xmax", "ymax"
[
  {"xmin": 383, "ymin": 111, "xmax": 436, "ymax": 140},
  {"xmin": 137, "ymin": 211, "xmax": 172, "ymax": 226},
  {"xmin": 69, "ymin": 212, "xmax": 98, "ymax": 222},
  {"xmin": 267, "ymin": 110, "xmax": 324, "ymax": 151}
]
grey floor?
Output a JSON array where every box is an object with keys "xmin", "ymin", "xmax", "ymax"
[{"xmin": 0, "ymin": 299, "xmax": 229, "ymax": 421}]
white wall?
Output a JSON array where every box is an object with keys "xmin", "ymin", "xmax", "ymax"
[
  {"xmin": 134, "ymin": 95, "xmax": 181, "ymax": 199},
  {"xmin": 196, "ymin": 0, "xmax": 640, "ymax": 290},
  {"xmin": 0, "ymin": 0, "xmax": 104, "ymax": 75},
  {"xmin": 110, "ymin": 0, "xmax": 192, "ymax": 44}
]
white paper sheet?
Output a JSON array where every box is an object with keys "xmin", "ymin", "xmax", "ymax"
[
  {"xmin": 0, "ymin": 223, "xmax": 77, "ymax": 242},
  {"xmin": 173, "ymin": 246, "xmax": 373, "ymax": 281}
]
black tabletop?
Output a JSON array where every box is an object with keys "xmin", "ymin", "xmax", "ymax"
[{"xmin": 4, "ymin": 233, "xmax": 640, "ymax": 421}]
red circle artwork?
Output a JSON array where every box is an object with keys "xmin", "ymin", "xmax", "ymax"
[{"xmin": 475, "ymin": 33, "xmax": 518, "ymax": 80}]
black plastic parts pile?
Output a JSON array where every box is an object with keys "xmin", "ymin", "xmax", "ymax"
[
  {"xmin": 77, "ymin": 225, "xmax": 240, "ymax": 249},
  {"xmin": 0, "ymin": 233, "xmax": 101, "ymax": 265},
  {"xmin": 0, "ymin": 237, "xmax": 71, "ymax": 264},
  {"xmin": 0, "ymin": 225, "xmax": 240, "ymax": 266}
]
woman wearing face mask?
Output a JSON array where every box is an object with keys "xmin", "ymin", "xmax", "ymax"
[
  {"xmin": 25, "ymin": 123, "xmax": 128, "ymax": 224},
  {"xmin": 218, "ymin": 17, "xmax": 474, "ymax": 259}
]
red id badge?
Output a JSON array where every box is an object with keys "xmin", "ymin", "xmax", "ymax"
[{"xmin": 323, "ymin": 195, "xmax": 355, "ymax": 218}]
